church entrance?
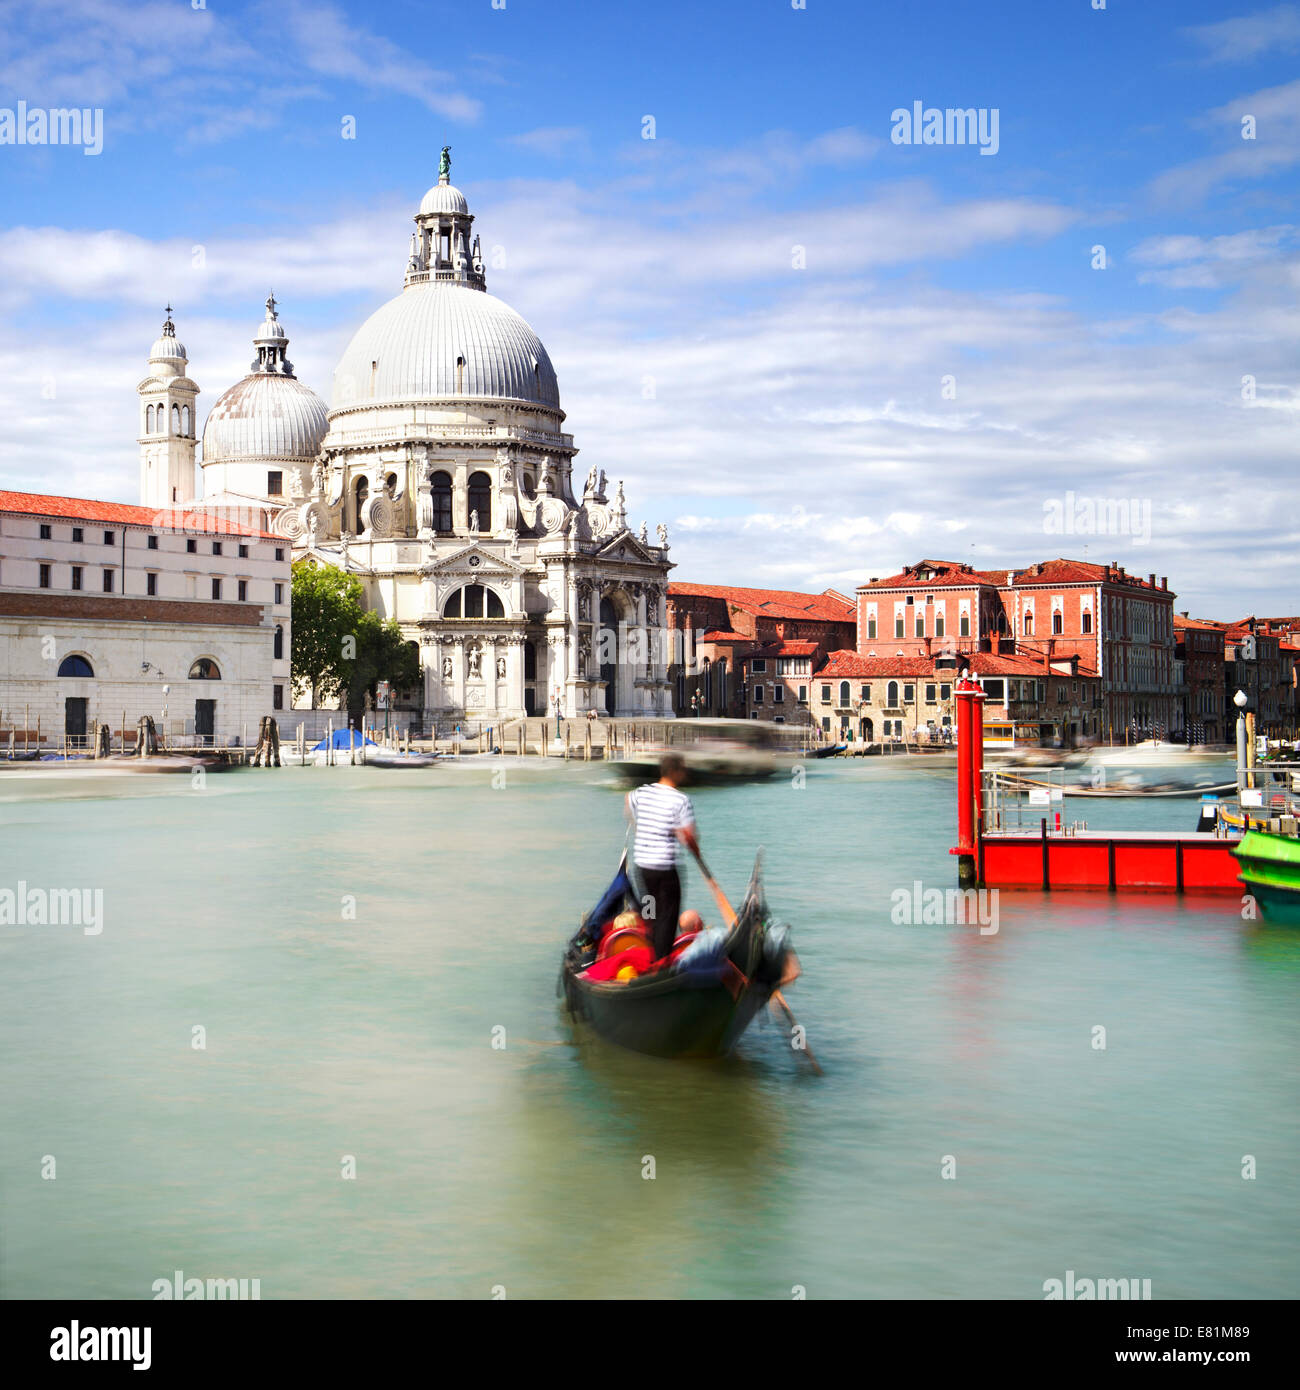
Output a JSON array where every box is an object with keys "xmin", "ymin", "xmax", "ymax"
[
  {"xmin": 64, "ymin": 697, "xmax": 88, "ymax": 749},
  {"xmin": 195, "ymin": 699, "xmax": 216, "ymax": 747},
  {"xmin": 600, "ymin": 596, "xmax": 618, "ymax": 715}
]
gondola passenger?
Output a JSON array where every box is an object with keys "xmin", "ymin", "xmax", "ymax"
[{"xmin": 626, "ymin": 753, "xmax": 700, "ymax": 961}]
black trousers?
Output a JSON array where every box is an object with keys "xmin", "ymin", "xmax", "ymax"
[{"xmin": 637, "ymin": 865, "xmax": 681, "ymax": 960}]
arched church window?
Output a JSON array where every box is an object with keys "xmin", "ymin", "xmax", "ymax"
[
  {"xmin": 385, "ymin": 473, "xmax": 397, "ymax": 498},
  {"xmin": 273, "ymin": 625, "xmax": 284, "ymax": 660},
  {"xmin": 145, "ymin": 405, "xmax": 153, "ymax": 431},
  {"xmin": 468, "ymin": 472, "xmax": 491, "ymax": 531},
  {"xmin": 181, "ymin": 405, "xmax": 190, "ymax": 435},
  {"xmin": 58, "ymin": 654, "xmax": 94, "ymax": 678},
  {"xmin": 171, "ymin": 403, "xmax": 181, "ymax": 433},
  {"xmin": 188, "ymin": 658, "xmax": 221, "ymax": 680},
  {"xmin": 432, "ymin": 472, "xmax": 453, "ymax": 532},
  {"xmin": 354, "ymin": 476, "xmax": 369, "ymax": 532},
  {"xmin": 702, "ymin": 658, "xmax": 711, "ymax": 706},
  {"xmin": 442, "ymin": 584, "xmax": 504, "ymax": 619}
]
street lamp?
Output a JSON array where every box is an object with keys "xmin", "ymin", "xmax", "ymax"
[
  {"xmin": 552, "ymin": 688, "xmax": 562, "ymax": 741},
  {"xmin": 161, "ymin": 684, "xmax": 170, "ymax": 754}
]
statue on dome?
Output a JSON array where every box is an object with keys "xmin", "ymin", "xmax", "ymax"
[{"xmin": 439, "ymin": 145, "xmax": 451, "ymax": 180}]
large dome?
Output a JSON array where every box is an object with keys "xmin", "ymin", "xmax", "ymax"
[
  {"xmin": 203, "ymin": 373, "xmax": 328, "ymax": 464},
  {"xmin": 330, "ymin": 282, "xmax": 561, "ymax": 412}
]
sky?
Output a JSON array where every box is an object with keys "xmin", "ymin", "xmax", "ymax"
[{"xmin": 1, "ymin": 0, "xmax": 1297, "ymax": 618}]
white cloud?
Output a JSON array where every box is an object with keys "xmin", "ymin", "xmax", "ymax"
[{"xmin": 1185, "ymin": 4, "xmax": 1300, "ymax": 63}]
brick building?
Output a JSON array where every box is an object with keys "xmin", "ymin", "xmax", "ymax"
[
  {"xmin": 1173, "ymin": 615, "xmax": 1227, "ymax": 744},
  {"xmin": 855, "ymin": 557, "xmax": 1177, "ymax": 743},
  {"xmin": 811, "ymin": 647, "xmax": 1100, "ymax": 746},
  {"xmin": 666, "ymin": 583, "xmax": 855, "ymax": 719}
]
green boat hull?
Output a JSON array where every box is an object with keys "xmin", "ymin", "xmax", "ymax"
[{"xmin": 1233, "ymin": 829, "xmax": 1300, "ymax": 924}]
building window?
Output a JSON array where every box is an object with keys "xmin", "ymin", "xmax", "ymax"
[
  {"xmin": 39, "ymin": 523, "xmax": 51, "ymax": 539},
  {"xmin": 887, "ymin": 680, "xmax": 899, "ymax": 706},
  {"xmin": 903, "ymin": 683, "xmax": 915, "ymax": 702},
  {"xmin": 353, "ymin": 475, "xmax": 369, "ymax": 532},
  {"xmin": 895, "ymin": 617, "xmax": 904, "ymax": 638},
  {"xmin": 798, "ymin": 684, "xmax": 808, "ymax": 702},
  {"xmin": 925, "ymin": 684, "xmax": 937, "ymax": 703},
  {"xmin": 867, "ymin": 619, "xmax": 877, "ymax": 640},
  {"xmin": 935, "ymin": 615, "xmax": 945, "ymax": 637},
  {"xmin": 58, "ymin": 655, "xmax": 94, "ymax": 677},
  {"xmin": 147, "ymin": 534, "xmax": 158, "ymax": 550},
  {"xmin": 72, "ymin": 526, "xmax": 83, "ymax": 543},
  {"xmin": 753, "ymin": 686, "xmax": 763, "ymax": 704},
  {"xmin": 273, "ymin": 685, "xmax": 284, "ymax": 710},
  {"xmin": 443, "ymin": 584, "xmax": 505, "ymax": 619},
  {"xmin": 274, "ymin": 582, "xmax": 284, "ymax": 604},
  {"xmin": 940, "ymin": 683, "xmax": 951, "ymax": 700},
  {"xmin": 751, "ymin": 658, "xmax": 767, "ymax": 674},
  {"xmin": 103, "ymin": 530, "xmax": 114, "ymax": 545},
  {"xmin": 1023, "ymin": 613, "xmax": 1033, "ymax": 636},
  {"xmin": 839, "ymin": 680, "xmax": 851, "ymax": 707},
  {"xmin": 432, "ymin": 472, "xmax": 453, "ymax": 532},
  {"xmin": 1082, "ymin": 610, "xmax": 1093, "ymax": 634},
  {"xmin": 186, "ymin": 538, "xmax": 197, "ymax": 554},
  {"xmin": 960, "ymin": 614, "xmax": 970, "ymax": 637},
  {"xmin": 860, "ymin": 685, "xmax": 870, "ymax": 701},
  {"xmin": 212, "ymin": 577, "xmax": 222, "ymax": 600},
  {"xmin": 468, "ymin": 471, "xmax": 492, "ymax": 531},
  {"xmin": 238, "ymin": 544, "xmax": 249, "ymax": 558},
  {"xmin": 213, "ymin": 541, "xmax": 223, "ymax": 556},
  {"xmin": 188, "ymin": 658, "xmax": 221, "ymax": 680},
  {"xmin": 773, "ymin": 685, "xmax": 784, "ymax": 703},
  {"xmin": 1052, "ymin": 612, "xmax": 1063, "ymax": 635},
  {"xmin": 71, "ymin": 566, "xmax": 82, "ymax": 591},
  {"xmin": 238, "ymin": 579, "xmax": 248, "ymax": 602},
  {"xmin": 146, "ymin": 572, "xmax": 157, "ymax": 596},
  {"xmin": 275, "ymin": 548, "xmax": 284, "ymax": 562},
  {"xmin": 821, "ymin": 684, "xmax": 831, "ymax": 702},
  {"xmin": 102, "ymin": 570, "xmax": 114, "ymax": 593},
  {"xmin": 274, "ymin": 625, "xmax": 284, "ymax": 660},
  {"xmin": 267, "ymin": 471, "xmax": 283, "ymax": 497},
  {"xmin": 39, "ymin": 563, "xmax": 52, "ymax": 588},
  {"xmin": 915, "ymin": 616, "xmax": 925, "ymax": 637}
]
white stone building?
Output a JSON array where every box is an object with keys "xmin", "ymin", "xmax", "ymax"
[
  {"xmin": 0, "ymin": 490, "xmax": 291, "ymax": 748},
  {"xmin": 194, "ymin": 158, "xmax": 675, "ymax": 722}
]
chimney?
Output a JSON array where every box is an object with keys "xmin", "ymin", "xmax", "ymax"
[
  {"xmin": 924, "ymin": 635, "xmax": 932, "ymax": 656},
  {"xmin": 1148, "ymin": 573, "xmax": 1156, "ymax": 588},
  {"xmin": 1160, "ymin": 577, "xmax": 1167, "ymax": 590}
]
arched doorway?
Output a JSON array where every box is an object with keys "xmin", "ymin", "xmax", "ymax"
[{"xmin": 599, "ymin": 595, "xmax": 618, "ymax": 715}]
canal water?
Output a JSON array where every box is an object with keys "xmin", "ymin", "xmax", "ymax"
[{"xmin": 1, "ymin": 758, "xmax": 1297, "ymax": 1299}]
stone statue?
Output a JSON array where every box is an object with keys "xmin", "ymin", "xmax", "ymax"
[
  {"xmin": 439, "ymin": 145, "xmax": 451, "ymax": 180},
  {"xmin": 585, "ymin": 465, "xmax": 598, "ymax": 495},
  {"xmin": 578, "ymin": 585, "xmax": 591, "ymax": 620},
  {"xmin": 469, "ymin": 508, "xmax": 479, "ymax": 532},
  {"xmin": 579, "ymin": 634, "xmax": 591, "ymax": 672},
  {"xmin": 307, "ymin": 513, "xmax": 319, "ymax": 547},
  {"xmin": 496, "ymin": 655, "xmax": 506, "ymax": 679},
  {"xmin": 467, "ymin": 644, "xmax": 482, "ymax": 678},
  {"xmin": 639, "ymin": 522, "xmax": 648, "ymax": 543},
  {"xmin": 565, "ymin": 509, "xmax": 578, "ymax": 538},
  {"xmin": 656, "ymin": 523, "xmax": 668, "ymax": 547},
  {"xmin": 312, "ymin": 458, "xmax": 326, "ymax": 495},
  {"xmin": 598, "ymin": 470, "xmax": 607, "ymax": 498},
  {"xmin": 442, "ymin": 655, "xmax": 453, "ymax": 680}
]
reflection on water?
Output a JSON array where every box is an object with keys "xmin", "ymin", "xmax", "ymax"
[{"xmin": 1, "ymin": 759, "xmax": 1298, "ymax": 1299}]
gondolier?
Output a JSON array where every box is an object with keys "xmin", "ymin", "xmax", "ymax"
[{"xmin": 626, "ymin": 753, "xmax": 699, "ymax": 960}]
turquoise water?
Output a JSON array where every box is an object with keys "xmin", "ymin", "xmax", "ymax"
[{"xmin": 1, "ymin": 758, "xmax": 1297, "ymax": 1300}]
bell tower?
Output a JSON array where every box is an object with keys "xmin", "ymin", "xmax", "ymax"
[{"xmin": 138, "ymin": 307, "xmax": 200, "ymax": 509}]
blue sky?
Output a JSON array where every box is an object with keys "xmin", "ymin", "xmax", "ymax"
[{"xmin": 1, "ymin": 0, "xmax": 1298, "ymax": 615}]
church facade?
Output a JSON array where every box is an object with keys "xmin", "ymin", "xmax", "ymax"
[{"xmin": 170, "ymin": 157, "xmax": 675, "ymax": 724}]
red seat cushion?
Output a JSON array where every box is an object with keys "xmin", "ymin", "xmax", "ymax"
[{"xmin": 583, "ymin": 944, "xmax": 655, "ymax": 981}]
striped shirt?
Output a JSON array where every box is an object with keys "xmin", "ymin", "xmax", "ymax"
[{"xmin": 628, "ymin": 782, "xmax": 695, "ymax": 870}]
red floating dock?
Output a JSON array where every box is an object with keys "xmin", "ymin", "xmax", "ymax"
[
  {"xmin": 951, "ymin": 679, "xmax": 1243, "ymax": 894},
  {"xmin": 977, "ymin": 827, "xmax": 1241, "ymax": 893}
]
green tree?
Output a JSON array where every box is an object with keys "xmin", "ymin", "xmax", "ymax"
[
  {"xmin": 344, "ymin": 612, "xmax": 421, "ymax": 724},
  {"xmin": 291, "ymin": 561, "xmax": 363, "ymax": 708}
]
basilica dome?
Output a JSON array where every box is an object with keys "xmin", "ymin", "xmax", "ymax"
[
  {"xmin": 201, "ymin": 297, "xmax": 327, "ymax": 469},
  {"xmin": 330, "ymin": 283, "xmax": 560, "ymax": 412}
]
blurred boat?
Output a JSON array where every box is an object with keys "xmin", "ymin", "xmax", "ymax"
[
  {"xmin": 1233, "ymin": 828, "xmax": 1300, "ymax": 925},
  {"xmin": 610, "ymin": 718, "xmax": 796, "ymax": 785},
  {"xmin": 282, "ymin": 728, "xmax": 439, "ymax": 767},
  {"xmin": 559, "ymin": 852, "xmax": 796, "ymax": 1059}
]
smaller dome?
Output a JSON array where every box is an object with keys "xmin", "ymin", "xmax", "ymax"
[
  {"xmin": 150, "ymin": 334, "xmax": 186, "ymax": 361},
  {"xmin": 203, "ymin": 374, "xmax": 328, "ymax": 465},
  {"xmin": 419, "ymin": 180, "xmax": 469, "ymax": 217}
]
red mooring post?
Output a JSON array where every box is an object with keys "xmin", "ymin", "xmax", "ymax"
[{"xmin": 951, "ymin": 676, "xmax": 986, "ymax": 888}]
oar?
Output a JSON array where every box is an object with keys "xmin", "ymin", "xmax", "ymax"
[{"xmin": 692, "ymin": 852, "xmax": 822, "ymax": 1075}]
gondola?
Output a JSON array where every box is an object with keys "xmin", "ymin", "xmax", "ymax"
[{"xmin": 558, "ymin": 851, "xmax": 797, "ymax": 1059}]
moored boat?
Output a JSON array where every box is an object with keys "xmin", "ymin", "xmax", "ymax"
[
  {"xmin": 1232, "ymin": 827, "xmax": 1300, "ymax": 924},
  {"xmin": 559, "ymin": 852, "xmax": 797, "ymax": 1059}
]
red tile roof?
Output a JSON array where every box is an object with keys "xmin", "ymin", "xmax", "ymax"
[
  {"xmin": 859, "ymin": 558, "xmax": 1174, "ymax": 595},
  {"xmin": 669, "ymin": 582, "xmax": 854, "ymax": 624},
  {"xmin": 1173, "ymin": 615, "xmax": 1227, "ymax": 632},
  {"xmin": 1005, "ymin": 558, "xmax": 1172, "ymax": 593},
  {"xmin": 0, "ymin": 490, "xmax": 278, "ymax": 539},
  {"xmin": 814, "ymin": 648, "xmax": 1099, "ymax": 680},
  {"xmin": 752, "ymin": 639, "xmax": 820, "ymax": 657},
  {"xmin": 858, "ymin": 562, "xmax": 1004, "ymax": 590},
  {"xmin": 699, "ymin": 629, "xmax": 749, "ymax": 643}
]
